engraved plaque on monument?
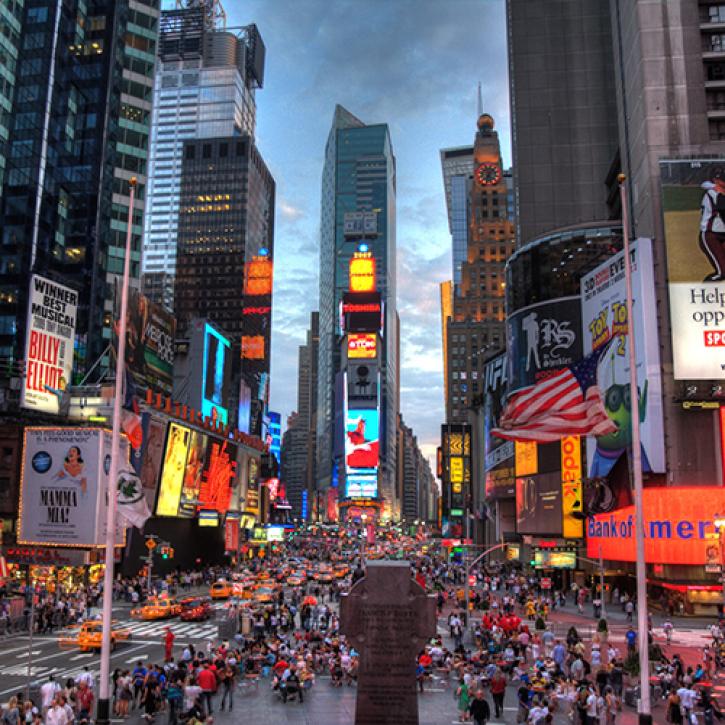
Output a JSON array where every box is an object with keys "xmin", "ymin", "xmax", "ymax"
[{"xmin": 340, "ymin": 560, "xmax": 436, "ymax": 725}]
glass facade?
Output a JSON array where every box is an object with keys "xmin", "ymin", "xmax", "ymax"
[
  {"xmin": 142, "ymin": 16, "xmax": 259, "ymax": 288},
  {"xmin": 316, "ymin": 106, "xmax": 398, "ymax": 508},
  {"xmin": 0, "ymin": 0, "xmax": 159, "ymax": 373},
  {"xmin": 174, "ymin": 135, "xmax": 274, "ymax": 422}
]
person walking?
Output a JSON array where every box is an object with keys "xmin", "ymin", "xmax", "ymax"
[
  {"xmin": 469, "ymin": 690, "xmax": 491, "ymax": 725},
  {"xmin": 490, "ymin": 669, "xmax": 506, "ymax": 719}
]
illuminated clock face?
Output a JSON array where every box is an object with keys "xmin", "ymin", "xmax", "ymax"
[{"xmin": 475, "ymin": 162, "xmax": 502, "ymax": 186}]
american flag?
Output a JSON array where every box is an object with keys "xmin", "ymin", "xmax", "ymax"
[{"xmin": 492, "ymin": 344, "xmax": 618, "ymax": 443}]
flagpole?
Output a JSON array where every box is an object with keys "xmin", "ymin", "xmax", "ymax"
[
  {"xmin": 619, "ymin": 173, "xmax": 651, "ymax": 725},
  {"xmin": 96, "ymin": 177, "xmax": 136, "ymax": 725}
]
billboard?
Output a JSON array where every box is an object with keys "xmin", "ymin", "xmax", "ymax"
[
  {"xmin": 345, "ymin": 408, "xmax": 379, "ymax": 472},
  {"xmin": 178, "ymin": 430, "xmax": 208, "ymax": 517},
  {"xmin": 507, "ymin": 297, "xmax": 582, "ymax": 392},
  {"xmin": 18, "ymin": 428, "xmax": 126, "ymax": 546},
  {"xmin": 580, "ymin": 238, "xmax": 665, "ymax": 476},
  {"xmin": 241, "ymin": 335, "xmax": 265, "ymax": 360},
  {"xmin": 21, "ymin": 275, "xmax": 78, "ymax": 414},
  {"xmin": 137, "ymin": 415, "xmax": 165, "ymax": 508},
  {"xmin": 202, "ymin": 323, "xmax": 230, "ymax": 424},
  {"xmin": 197, "ymin": 439, "xmax": 237, "ymax": 514},
  {"xmin": 349, "ymin": 254, "xmax": 376, "ymax": 292},
  {"xmin": 243, "ymin": 257, "xmax": 273, "ymax": 296},
  {"xmin": 515, "ymin": 472, "xmax": 563, "ymax": 535},
  {"xmin": 560, "ymin": 436, "xmax": 583, "ymax": 538},
  {"xmin": 483, "ymin": 353, "xmax": 514, "ymax": 499},
  {"xmin": 345, "ymin": 473, "xmax": 378, "ymax": 499},
  {"xmin": 341, "ymin": 292, "xmax": 383, "ymax": 333},
  {"xmin": 118, "ymin": 286, "xmax": 175, "ymax": 395},
  {"xmin": 660, "ymin": 160, "xmax": 725, "ymax": 379},
  {"xmin": 587, "ymin": 486, "xmax": 725, "ymax": 565},
  {"xmin": 155, "ymin": 423, "xmax": 191, "ymax": 516},
  {"xmin": 347, "ymin": 333, "xmax": 377, "ymax": 359}
]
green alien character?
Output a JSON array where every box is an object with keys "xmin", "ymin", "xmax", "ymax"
[{"xmin": 591, "ymin": 379, "xmax": 650, "ymax": 476}]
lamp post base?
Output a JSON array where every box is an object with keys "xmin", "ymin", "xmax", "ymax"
[{"xmin": 96, "ymin": 697, "xmax": 110, "ymax": 725}]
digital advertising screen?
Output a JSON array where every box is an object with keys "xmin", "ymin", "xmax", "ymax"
[
  {"xmin": 155, "ymin": 423, "xmax": 191, "ymax": 517},
  {"xmin": 178, "ymin": 430, "xmax": 208, "ymax": 517},
  {"xmin": 197, "ymin": 439, "xmax": 237, "ymax": 514},
  {"xmin": 515, "ymin": 472, "xmax": 563, "ymax": 536},
  {"xmin": 345, "ymin": 473, "xmax": 378, "ymax": 499},
  {"xmin": 202, "ymin": 323, "xmax": 230, "ymax": 424},
  {"xmin": 345, "ymin": 408, "xmax": 379, "ymax": 473},
  {"xmin": 347, "ymin": 333, "xmax": 377, "ymax": 359}
]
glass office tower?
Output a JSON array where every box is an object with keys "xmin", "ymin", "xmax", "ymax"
[
  {"xmin": 316, "ymin": 105, "xmax": 398, "ymax": 518},
  {"xmin": 0, "ymin": 0, "xmax": 159, "ymax": 379}
]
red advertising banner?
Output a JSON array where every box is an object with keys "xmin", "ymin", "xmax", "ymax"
[
  {"xmin": 586, "ymin": 486, "xmax": 725, "ymax": 565},
  {"xmin": 224, "ymin": 519, "xmax": 238, "ymax": 552}
]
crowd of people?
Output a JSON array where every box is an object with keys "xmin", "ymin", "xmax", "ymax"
[{"xmin": 0, "ymin": 528, "xmax": 723, "ymax": 725}]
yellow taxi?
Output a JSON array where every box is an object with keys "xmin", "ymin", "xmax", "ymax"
[
  {"xmin": 59, "ymin": 620, "xmax": 132, "ymax": 652},
  {"xmin": 333, "ymin": 564, "xmax": 349, "ymax": 579},
  {"xmin": 210, "ymin": 580, "xmax": 232, "ymax": 600},
  {"xmin": 253, "ymin": 587, "xmax": 275, "ymax": 604},
  {"xmin": 130, "ymin": 596, "xmax": 181, "ymax": 620}
]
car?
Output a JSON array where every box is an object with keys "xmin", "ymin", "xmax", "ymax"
[
  {"xmin": 333, "ymin": 564, "xmax": 349, "ymax": 579},
  {"xmin": 180, "ymin": 597, "xmax": 212, "ymax": 621},
  {"xmin": 210, "ymin": 581, "xmax": 232, "ymax": 600},
  {"xmin": 59, "ymin": 620, "xmax": 132, "ymax": 652},
  {"xmin": 131, "ymin": 596, "xmax": 181, "ymax": 620},
  {"xmin": 253, "ymin": 587, "xmax": 275, "ymax": 604}
]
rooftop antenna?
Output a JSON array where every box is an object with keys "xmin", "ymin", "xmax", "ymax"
[{"xmin": 477, "ymin": 81, "xmax": 483, "ymax": 117}]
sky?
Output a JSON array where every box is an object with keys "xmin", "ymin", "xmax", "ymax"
[{"xmin": 227, "ymin": 0, "xmax": 511, "ymax": 461}]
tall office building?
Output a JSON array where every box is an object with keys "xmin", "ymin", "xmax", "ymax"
[
  {"xmin": 507, "ymin": 0, "xmax": 620, "ymax": 246},
  {"xmin": 281, "ymin": 311, "xmax": 319, "ymax": 518},
  {"xmin": 0, "ymin": 0, "xmax": 159, "ymax": 378},
  {"xmin": 142, "ymin": 1, "xmax": 263, "ymax": 304},
  {"xmin": 173, "ymin": 134, "xmax": 274, "ymax": 425},
  {"xmin": 0, "ymin": 0, "xmax": 22, "ymax": 196},
  {"xmin": 444, "ymin": 114, "xmax": 515, "ymax": 423},
  {"xmin": 316, "ymin": 105, "xmax": 398, "ymax": 519}
]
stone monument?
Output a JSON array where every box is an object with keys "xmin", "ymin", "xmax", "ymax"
[{"xmin": 340, "ymin": 560, "xmax": 436, "ymax": 725}]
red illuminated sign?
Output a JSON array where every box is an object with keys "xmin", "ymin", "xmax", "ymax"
[
  {"xmin": 244, "ymin": 258, "xmax": 273, "ymax": 296},
  {"xmin": 243, "ymin": 306, "xmax": 271, "ymax": 315},
  {"xmin": 241, "ymin": 335, "xmax": 265, "ymax": 360},
  {"xmin": 197, "ymin": 440, "xmax": 237, "ymax": 514},
  {"xmin": 587, "ymin": 486, "xmax": 725, "ymax": 565}
]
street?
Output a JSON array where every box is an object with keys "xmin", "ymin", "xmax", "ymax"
[{"xmin": 0, "ymin": 587, "xmax": 722, "ymax": 725}]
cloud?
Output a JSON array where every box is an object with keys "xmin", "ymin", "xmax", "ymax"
[
  {"xmin": 279, "ymin": 199, "xmax": 305, "ymax": 221},
  {"xmin": 225, "ymin": 0, "xmax": 509, "ymax": 456}
]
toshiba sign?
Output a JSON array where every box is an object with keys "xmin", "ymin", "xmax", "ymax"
[{"xmin": 586, "ymin": 486, "xmax": 725, "ymax": 565}]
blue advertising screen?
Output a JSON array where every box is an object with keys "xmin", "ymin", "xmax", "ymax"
[
  {"xmin": 202, "ymin": 323, "xmax": 230, "ymax": 424},
  {"xmin": 345, "ymin": 473, "xmax": 378, "ymax": 499}
]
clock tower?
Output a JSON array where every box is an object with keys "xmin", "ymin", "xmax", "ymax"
[{"xmin": 446, "ymin": 112, "xmax": 515, "ymax": 422}]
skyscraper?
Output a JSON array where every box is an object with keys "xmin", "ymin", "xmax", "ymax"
[
  {"xmin": 445, "ymin": 114, "xmax": 514, "ymax": 424},
  {"xmin": 0, "ymin": 0, "xmax": 159, "ymax": 379},
  {"xmin": 173, "ymin": 134, "xmax": 274, "ymax": 428},
  {"xmin": 281, "ymin": 311, "xmax": 319, "ymax": 518},
  {"xmin": 316, "ymin": 105, "xmax": 398, "ymax": 519},
  {"xmin": 142, "ymin": 1, "xmax": 263, "ymax": 305},
  {"xmin": 507, "ymin": 0, "xmax": 620, "ymax": 246}
]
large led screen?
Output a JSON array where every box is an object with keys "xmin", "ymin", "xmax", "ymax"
[
  {"xmin": 345, "ymin": 408, "xmax": 379, "ymax": 472},
  {"xmin": 155, "ymin": 423, "xmax": 191, "ymax": 516},
  {"xmin": 202, "ymin": 324, "xmax": 230, "ymax": 424}
]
